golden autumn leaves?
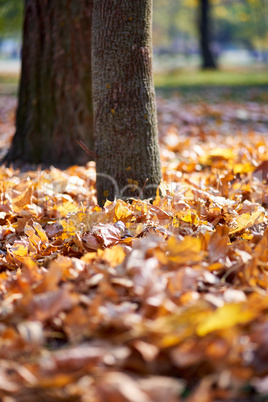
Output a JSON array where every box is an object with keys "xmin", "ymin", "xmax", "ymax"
[{"xmin": 1, "ymin": 92, "xmax": 268, "ymax": 399}]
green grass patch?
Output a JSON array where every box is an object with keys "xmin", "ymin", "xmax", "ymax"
[
  {"xmin": 0, "ymin": 73, "xmax": 19, "ymax": 95},
  {"xmin": 0, "ymin": 73, "xmax": 19, "ymax": 85},
  {"xmin": 0, "ymin": 68, "xmax": 267, "ymax": 101},
  {"xmin": 154, "ymin": 68, "xmax": 268, "ymax": 88}
]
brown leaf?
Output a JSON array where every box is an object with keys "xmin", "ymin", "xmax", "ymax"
[
  {"xmin": 96, "ymin": 372, "xmax": 151, "ymax": 402},
  {"xmin": 94, "ymin": 223, "xmax": 121, "ymax": 247},
  {"xmin": 208, "ymin": 225, "xmax": 229, "ymax": 263},
  {"xmin": 253, "ymin": 160, "xmax": 268, "ymax": 183},
  {"xmin": 12, "ymin": 185, "xmax": 33, "ymax": 212},
  {"xmin": 32, "ymin": 286, "xmax": 76, "ymax": 321},
  {"xmin": 82, "ymin": 232, "xmax": 101, "ymax": 250},
  {"xmin": 52, "ymin": 344, "xmax": 112, "ymax": 371}
]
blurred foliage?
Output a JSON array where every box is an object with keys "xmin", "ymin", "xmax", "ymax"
[
  {"xmin": 0, "ymin": 0, "xmax": 23, "ymax": 37},
  {"xmin": 153, "ymin": 0, "xmax": 194, "ymax": 48},
  {"xmin": 0, "ymin": 0, "xmax": 267, "ymax": 55},
  {"xmin": 153, "ymin": 0, "xmax": 268, "ymax": 53},
  {"xmin": 213, "ymin": 0, "xmax": 268, "ymax": 50}
]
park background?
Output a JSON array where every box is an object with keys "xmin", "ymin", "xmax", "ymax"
[{"xmin": 0, "ymin": 0, "xmax": 268, "ymax": 87}]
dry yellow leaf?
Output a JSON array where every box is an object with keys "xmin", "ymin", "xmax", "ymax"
[
  {"xmin": 102, "ymin": 245, "xmax": 126, "ymax": 267},
  {"xmin": 114, "ymin": 200, "xmax": 133, "ymax": 221},
  {"xmin": 166, "ymin": 236, "xmax": 202, "ymax": 265},
  {"xmin": 197, "ymin": 303, "xmax": 256, "ymax": 336}
]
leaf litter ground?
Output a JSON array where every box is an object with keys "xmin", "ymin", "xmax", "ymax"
[{"xmin": 0, "ymin": 89, "xmax": 268, "ymax": 401}]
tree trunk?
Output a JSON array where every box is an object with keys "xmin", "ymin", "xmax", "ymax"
[
  {"xmin": 199, "ymin": 0, "xmax": 217, "ymax": 69},
  {"xmin": 3, "ymin": 0, "xmax": 94, "ymax": 167},
  {"xmin": 92, "ymin": 0, "xmax": 162, "ymax": 206}
]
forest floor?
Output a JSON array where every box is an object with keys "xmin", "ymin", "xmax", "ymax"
[{"xmin": 0, "ymin": 85, "xmax": 268, "ymax": 401}]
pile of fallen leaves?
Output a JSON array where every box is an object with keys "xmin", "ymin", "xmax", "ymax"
[{"xmin": 1, "ymin": 91, "xmax": 268, "ymax": 401}]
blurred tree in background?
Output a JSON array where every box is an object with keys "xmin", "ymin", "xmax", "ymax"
[
  {"xmin": 199, "ymin": 0, "xmax": 217, "ymax": 69},
  {"xmin": 0, "ymin": 0, "xmax": 23, "ymax": 36},
  {"xmin": 153, "ymin": 0, "xmax": 268, "ymax": 68}
]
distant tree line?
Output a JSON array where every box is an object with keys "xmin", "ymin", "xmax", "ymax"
[
  {"xmin": 1, "ymin": 0, "xmax": 267, "ymax": 65},
  {"xmin": 153, "ymin": 0, "xmax": 268, "ymax": 65}
]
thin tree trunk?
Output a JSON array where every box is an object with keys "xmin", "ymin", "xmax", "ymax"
[
  {"xmin": 92, "ymin": 0, "xmax": 162, "ymax": 206},
  {"xmin": 199, "ymin": 0, "xmax": 217, "ymax": 69},
  {"xmin": 3, "ymin": 0, "xmax": 94, "ymax": 167}
]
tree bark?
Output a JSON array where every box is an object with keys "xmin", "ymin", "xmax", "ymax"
[
  {"xmin": 3, "ymin": 0, "xmax": 94, "ymax": 167},
  {"xmin": 92, "ymin": 0, "xmax": 162, "ymax": 206},
  {"xmin": 199, "ymin": 0, "xmax": 217, "ymax": 69}
]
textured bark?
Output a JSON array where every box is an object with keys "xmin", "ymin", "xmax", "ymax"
[
  {"xmin": 4, "ymin": 0, "xmax": 94, "ymax": 167},
  {"xmin": 199, "ymin": 0, "xmax": 217, "ymax": 69},
  {"xmin": 92, "ymin": 0, "xmax": 162, "ymax": 206}
]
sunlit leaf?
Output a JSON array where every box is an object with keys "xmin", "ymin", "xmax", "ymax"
[
  {"xmin": 8, "ymin": 240, "xmax": 29, "ymax": 257},
  {"xmin": 233, "ymin": 163, "xmax": 255, "ymax": 174},
  {"xmin": 197, "ymin": 303, "xmax": 256, "ymax": 336},
  {"xmin": 102, "ymin": 245, "xmax": 126, "ymax": 267},
  {"xmin": 230, "ymin": 208, "xmax": 265, "ymax": 234},
  {"xmin": 165, "ymin": 236, "xmax": 202, "ymax": 265},
  {"xmin": 114, "ymin": 200, "xmax": 133, "ymax": 221}
]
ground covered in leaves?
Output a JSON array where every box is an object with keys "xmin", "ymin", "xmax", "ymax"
[{"xmin": 1, "ymin": 89, "xmax": 268, "ymax": 401}]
